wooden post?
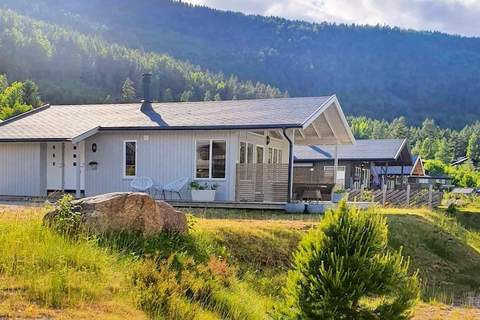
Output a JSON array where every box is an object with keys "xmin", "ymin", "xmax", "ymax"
[
  {"xmin": 400, "ymin": 164, "xmax": 404, "ymax": 189},
  {"xmin": 382, "ymin": 184, "xmax": 387, "ymax": 206},
  {"xmin": 406, "ymin": 184, "xmax": 411, "ymax": 207},
  {"xmin": 428, "ymin": 184, "xmax": 433, "ymax": 209}
]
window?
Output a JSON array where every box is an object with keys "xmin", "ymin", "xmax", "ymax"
[
  {"xmin": 268, "ymin": 148, "xmax": 273, "ymax": 164},
  {"xmin": 247, "ymin": 143, "xmax": 254, "ymax": 164},
  {"xmin": 196, "ymin": 140, "xmax": 226, "ymax": 179},
  {"xmin": 278, "ymin": 150, "xmax": 283, "ymax": 163},
  {"xmin": 256, "ymin": 146, "xmax": 264, "ymax": 164},
  {"xmin": 239, "ymin": 142, "xmax": 246, "ymax": 164},
  {"xmin": 124, "ymin": 141, "xmax": 137, "ymax": 177},
  {"xmin": 239, "ymin": 142, "xmax": 254, "ymax": 164}
]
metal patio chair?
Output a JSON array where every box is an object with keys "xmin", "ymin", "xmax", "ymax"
[
  {"xmin": 157, "ymin": 177, "xmax": 189, "ymax": 200},
  {"xmin": 130, "ymin": 176, "xmax": 154, "ymax": 193}
]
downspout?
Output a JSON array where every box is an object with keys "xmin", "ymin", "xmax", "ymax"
[{"xmin": 282, "ymin": 127, "xmax": 294, "ymax": 203}]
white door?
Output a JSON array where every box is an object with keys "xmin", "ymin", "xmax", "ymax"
[
  {"xmin": 46, "ymin": 142, "xmax": 63, "ymax": 190},
  {"xmin": 46, "ymin": 142, "xmax": 85, "ymax": 191}
]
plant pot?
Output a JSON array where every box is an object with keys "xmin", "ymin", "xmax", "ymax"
[
  {"xmin": 331, "ymin": 192, "xmax": 347, "ymax": 203},
  {"xmin": 285, "ymin": 202, "xmax": 306, "ymax": 214},
  {"xmin": 191, "ymin": 190, "xmax": 216, "ymax": 202},
  {"xmin": 306, "ymin": 203, "xmax": 326, "ymax": 214}
]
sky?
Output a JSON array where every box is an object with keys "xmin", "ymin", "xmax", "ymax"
[{"xmin": 184, "ymin": 0, "xmax": 480, "ymax": 37}]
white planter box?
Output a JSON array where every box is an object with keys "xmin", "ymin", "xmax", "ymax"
[{"xmin": 191, "ymin": 190, "xmax": 216, "ymax": 202}]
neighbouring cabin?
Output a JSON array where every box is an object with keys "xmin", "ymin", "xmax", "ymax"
[
  {"xmin": 0, "ymin": 74, "xmax": 355, "ymax": 203},
  {"xmin": 293, "ymin": 139, "xmax": 413, "ymax": 200}
]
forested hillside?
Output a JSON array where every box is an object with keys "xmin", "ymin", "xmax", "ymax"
[
  {"xmin": 0, "ymin": 9, "xmax": 283, "ymax": 105},
  {"xmin": 2, "ymin": 0, "xmax": 480, "ymax": 127}
]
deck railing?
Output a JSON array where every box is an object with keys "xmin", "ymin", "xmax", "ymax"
[{"xmin": 235, "ymin": 164, "xmax": 289, "ymax": 202}]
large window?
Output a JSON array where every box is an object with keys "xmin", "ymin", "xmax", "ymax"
[
  {"xmin": 124, "ymin": 140, "xmax": 137, "ymax": 177},
  {"xmin": 196, "ymin": 140, "xmax": 226, "ymax": 179}
]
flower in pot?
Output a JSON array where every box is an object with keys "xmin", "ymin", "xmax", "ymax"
[
  {"xmin": 331, "ymin": 186, "xmax": 347, "ymax": 203},
  {"xmin": 190, "ymin": 181, "xmax": 219, "ymax": 202}
]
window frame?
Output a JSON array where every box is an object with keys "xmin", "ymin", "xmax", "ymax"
[
  {"xmin": 123, "ymin": 140, "xmax": 137, "ymax": 179},
  {"xmin": 195, "ymin": 139, "xmax": 227, "ymax": 181}
]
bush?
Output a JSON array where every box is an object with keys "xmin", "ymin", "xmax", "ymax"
[
  {"xmin": 47, "ymin": 194, "xmax": 82, "ymax": 237},
  {"xmin": 275, "ymin": 200, "xmax": 420, "ymax": 319}
]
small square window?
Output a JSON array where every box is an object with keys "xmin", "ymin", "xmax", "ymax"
[
  {"xmin": 53, "ymin": 154, "xmax": 55, "ymax": 158},
  {"xmin": 73, "ymin": 154, "xmax": 77, "ymax": 158},
  {"xmin": 52, "ymin": 145, "xmax": 55, "ymax": 150},
  {"xmin": 53, "ymin": 162, "xmax": 55, "ymax": 166},
  {"xmin": 73, "ymin": 146, "xmax": 77, "ymax": 150},
  {"xmin": 73, "ymin": 162, "xmax": 77, "ymax": 166}
]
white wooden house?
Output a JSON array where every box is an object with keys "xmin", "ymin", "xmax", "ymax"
[{"xmin": 0, "ymin": 74, "xmax": 354, "ymax": 203}]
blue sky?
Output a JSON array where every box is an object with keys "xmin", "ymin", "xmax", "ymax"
[{"xmin": 185, "ymin": 0, "xmax": 480, "ymax": 37}]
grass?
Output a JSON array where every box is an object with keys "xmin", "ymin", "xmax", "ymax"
[
  {"xmin": 0, "ymin": 207, "xmax": 144, "ymax": 319},
  {"xmin": 0, "ymin": 202, "xmax": 479, "ymax": 319}
]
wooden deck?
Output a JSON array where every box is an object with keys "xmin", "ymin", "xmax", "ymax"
[{"xmin": 166, "ymin": 200, "xmax": 286, "ymax": 210}]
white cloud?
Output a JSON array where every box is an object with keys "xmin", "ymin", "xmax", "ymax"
[{"xmin": 184, "ymin": 0, "xmax": 480, "ymax": 37}]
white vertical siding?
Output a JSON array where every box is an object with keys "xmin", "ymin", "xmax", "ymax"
[
  {"xmin": 0, "ymin": 143, "xmax": 45, "ymax": 196},
  {"xmin": 84, "ymin": 130, "xmax": 238, "ymax": 201}
]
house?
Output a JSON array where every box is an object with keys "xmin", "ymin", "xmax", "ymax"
[
  {"xmin": 375, "ymin": 156, "xmax": 455, "ymax": 190},
  {"xmin": 293, "ymin": 139, "xmax": 412, "ymax": 199},
  {"xmin": 0, "ymin": 74, "xmax": 355, "ymax": 203}
]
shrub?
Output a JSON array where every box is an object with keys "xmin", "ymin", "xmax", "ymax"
[
  {"xmin": 47, "ymin": 194, "xmax": 82, "ymax": 237},
  {"xmin": 275, "ymin": 200, "xmax": 420, "ymax": 319}
]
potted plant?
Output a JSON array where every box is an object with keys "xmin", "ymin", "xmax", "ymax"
[
  {"xmin": 306, "ymin": 201, "xmax": 326, "ymax": 214},
  {"xmin": 190, "ymin": 181, "xmax": 219, "ymax": 202},
  {"xmin": 331, "ymin": 186, "xmax": 347, "ymax": 203},
  {"xmin": 285, "ymin": 201, "xmax": 306, "ymax": 214}
]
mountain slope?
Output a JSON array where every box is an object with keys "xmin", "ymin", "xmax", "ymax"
[
  {"xmin": 2, "ymin": 0, "xmax": 480, "ymax": 127},
  {"xmin": 0, "ymin": 8, "xmax": 282, "ymax": 105}
]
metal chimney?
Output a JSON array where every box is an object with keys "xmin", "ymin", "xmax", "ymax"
[{"xmin": 141, "ymin": 73, "xmax": 153, "ymax": 112}]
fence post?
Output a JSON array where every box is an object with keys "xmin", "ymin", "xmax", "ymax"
[
  {"xmin": 382, "ymin": 184, "xmax": 387, "ymax": 206},
  {"xmin": 428, "ymin": 185, "xmax": 433, "ymax": 209},
  {"xmin": 406, "ymin": 184, "xmax": 411, "ymax": 207}
]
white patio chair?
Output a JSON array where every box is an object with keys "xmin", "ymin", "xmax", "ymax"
[
  {"xmin": 158, "ymin": 177, "xmax": 189, "ymax": 200},
  {"xmin": 130, "ymin": 176, "xmax": 153, "ymax": 193}
]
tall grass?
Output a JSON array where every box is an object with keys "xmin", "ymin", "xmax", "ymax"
[{"xmin": 0, "ymin": 209, "xmax": 132, "ymax": 308}]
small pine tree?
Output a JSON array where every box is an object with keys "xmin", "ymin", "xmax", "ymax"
[
  {"xmin": 213, "ymin": 93, "xmax": 221, "ymax": 101},
  {"xmin": 121, "ymin": 77, "xmax": 136, "ymax": 102},
  {"xmin": 180, "ymin": 90, "xmax": 193, "ymax": 102},
  {"xmin": 275, "ymin": 201, "xmax": 419, "ymax": 320}
]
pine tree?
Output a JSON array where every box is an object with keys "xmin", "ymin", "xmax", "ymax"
[
  {"xmin": 275, "ymin": 201, "xmax": 419, "ymax": 319},
  {"xmin": 467, "ymin": 131, "xmax": 480, "ymax": 163},
  {"xmin": 180, "ymin": 90, "xmax": 193, "ymax": 102},
  {"xmin": 203, "ymin": 90, "xmax": 212, "ymax": 101},
  {"xmin": 121, "ymin": 77, "xmax": 136, "ymax": 102},
  {"xmin": 389, "ymin": 116, "xmax": 409, "ymax": 139},
  {"xmin": 162, "ymin": 88, "xmax": 174, "ymax": 102},
  {"xmin": 434, "ymin": 139, "xmax": 452, "ymax": 163},
  {"xmin": 213, "ymin": 93, "xmax": 221, "ymax": 101},
  {"xmin": 22, "ymin": 79, "xmax": 41, "ymax": 107}
]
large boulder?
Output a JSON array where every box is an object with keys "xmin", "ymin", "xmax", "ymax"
[{"xmin": 44, "ymin": 192, "xmax": 187, "ymax": 235}]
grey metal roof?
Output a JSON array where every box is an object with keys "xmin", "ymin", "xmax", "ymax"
[
  {"xmin": 294, "ymin": 139, "xmax": 407, "ymax": 161},
  {"xmin": 0, "ymin": 96, "xmax": 334, "ymax": 141}
]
